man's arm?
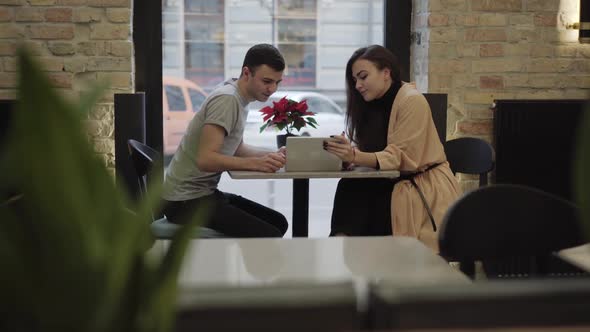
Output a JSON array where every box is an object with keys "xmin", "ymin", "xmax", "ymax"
[
  {"xmin": 235, "ymin": 141, "xmax": 276, "ymax": 158},
  {"xmin": 196, "ymin": 124, "xmax": 286, "ymax": 173}
]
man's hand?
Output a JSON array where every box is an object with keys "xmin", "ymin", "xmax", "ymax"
[
  {"xmin": 250, "ymin": 152, "xmax": 286, "ymax": 173},
  {"xmin": 277, "ymin": 146, "xmax": 286, "ymax": 157}
]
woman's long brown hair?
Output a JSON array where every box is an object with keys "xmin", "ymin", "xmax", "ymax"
[{"xmin": 345, "ymin": 45, "xmax": 402, "ymax": 145}]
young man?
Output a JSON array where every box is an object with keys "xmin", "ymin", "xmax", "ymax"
[{"xmin": 161, "ymin": 44, "xmax": 289, "ymax": 237}]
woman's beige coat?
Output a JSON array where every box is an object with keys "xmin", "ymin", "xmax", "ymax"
[{"xmin": 374, "ymin": 83, "xmax": 462, "ymax": 252}]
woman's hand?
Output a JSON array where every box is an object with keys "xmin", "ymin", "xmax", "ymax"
[{"xmin": 324, "ymin": 132, "xmax": 355, "ymax": 163}]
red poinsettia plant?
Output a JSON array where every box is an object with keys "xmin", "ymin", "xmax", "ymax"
[{"xmin": 259, "ymin": 96, "xmax": 318, "ymax": 134}]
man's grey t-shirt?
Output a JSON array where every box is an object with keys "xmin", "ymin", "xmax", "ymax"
[{"xmin": 162, "ymin": 78, "xmax": 249, "ymax": 201}]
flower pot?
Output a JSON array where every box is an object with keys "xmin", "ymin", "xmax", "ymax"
[{"xmin": 276, "ymin": 133, "xmax": 298, "ymax": 149}]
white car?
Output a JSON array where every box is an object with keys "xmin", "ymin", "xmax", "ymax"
[{"xmin": 243, "ymin": 91, "xmax": 346, "ymax": 150}]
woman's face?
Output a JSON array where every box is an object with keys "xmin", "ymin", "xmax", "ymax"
[{"xmin": 351, "ymin": 59, "xmax": 391, "ymax": 102}]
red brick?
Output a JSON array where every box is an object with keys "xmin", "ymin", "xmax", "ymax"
[
  {"xmin": 48, "ymin": 42, "xmax": 75, "ymax": 55},
  {"xmin": 480, "ymin": 44, "xmax": 504, "ymax": 57},
  {"xmin": 90, "ymin": 24, "xmax": 129, "ymax": 40},
  {"xmin": 456, "ymin": 120, "xmax": 493, "ymax": 135},
  {"xmin": 0, "ymin": 7, "xmax": 13, "ymax": 22},
  {"xmin": 465, "ymin": 28, "xmax": 507, "ymax": 42},
  {"xmin": 29, "ymin": 0, "xmax": 56, "ymax": 5},
  {"xmin": 479, "ymin": 76, "xmax": 504, "ymax": 89},
  {"xmin": 87, "ymin": 0, "xmax": 129, "ymax": 7},
  {"xmin": 16, "ymin": 8, "xmax": 44, "ymax": 22},
  {"xmin": 106, "ymin": 41, "xmax": 131, "ymax": 56},
  {"xmin": 0, "ymin": 23, "xmax": 23, "ymax": 38},
  {"xmin": 45, "ymin": 8, "xmax": 72, "ymax": 23},
  {"xmin": 534, "ymin": 13, "xmax": 557, "ymax": 27},
  {"xmin": 29, "ymin": 25, "xmax": 74, "ymax": 39},
  {"xmin": 57, "ymin": 0, "xmax": 87, "ymax": 4},
  {"xmin": 0, "ymin": 41, "xmax": 16, "ymax": 55},
  {"xmin": 526, "ymin": 0, "xmax": 560, "ymax": 11},
  {"xmin": 0, "ymin": 72, "xmax": 17, "ymax": 88},
  {"xmin": 48, "ymin": 72, "xmax": 72, "ymax": 88},
  {"xmin": 428, "ymin": 13, "xmax": 449, "ymax": 26},
  {"xmin": 472, "ymin": 0, "xmax": 522, "ymax": 11}
]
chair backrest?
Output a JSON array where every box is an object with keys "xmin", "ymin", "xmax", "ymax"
[
  {"xmin": 423, "ymin": 93, "xmax": 447, "ymax": 144},
  {"xmin": 444, "ymin": 137, "xmax": 494, "ymax": 186},
  {"xmin": 439, "ymin": 184, "xmax": 586, "ymax": 277},
  {"xmin": 127, "ymin": 139, "xmax": 160, "ymax": 199}
]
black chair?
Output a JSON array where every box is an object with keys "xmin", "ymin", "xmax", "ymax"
[
  {"xmin": 444, "ymin": 137, "xmax": 494, "ymax": 187},
  {"xmin": 438, "ymin": 184, "xmax": 587, "ymax": 279},
  {"xmin": 127, "ymin": 139, "xmax": 223, "ymax": 239},
  {"xmin": 424, "ymin": 93, "xmax": 447, "ymax": 144}
]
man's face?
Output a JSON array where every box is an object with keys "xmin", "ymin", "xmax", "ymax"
[{"xmin": 243, "ymin": 65, "xmax": 283, "ymax": 102}]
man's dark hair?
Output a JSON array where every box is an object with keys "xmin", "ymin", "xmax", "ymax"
[{"xmin": 242, "ymin": 44, "xmax": 285, "ymax": 75}]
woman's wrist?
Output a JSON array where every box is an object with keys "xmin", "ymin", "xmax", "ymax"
[{"xmin": 350, "ymin": 147, "xmax": 356, "ymax": 164}]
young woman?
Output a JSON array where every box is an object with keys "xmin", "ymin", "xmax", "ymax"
[{"xmin": 323, "ymin": 45, "xmax": 462, "ymax": 251}]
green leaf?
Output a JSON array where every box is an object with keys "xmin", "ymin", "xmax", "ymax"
[
  {"xmin": 292, "ymin": 118, "xmax": 306, "ymax": 132},
  {"xmin": 260, "ymin": 122, "xmax": 269, "ymax": 133},
  {"xmin": 143, "ymin": 205, "xmax": 209, "ymax": 332},
  {"xmin": 0, "ymin": 46, "xmax": 204, "ymax": 332}
]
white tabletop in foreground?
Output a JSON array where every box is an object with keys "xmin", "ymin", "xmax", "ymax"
[
  {"xmin": 153, "ymin": 236, "xmax": 469, "ymax": 288},
  {"xmin": 228, "ymin": 167, "xmax": 400, "ymax": 180},
  {"xmin": 558, "ymin": 243, "xmax": 590, "ymax": 272}
]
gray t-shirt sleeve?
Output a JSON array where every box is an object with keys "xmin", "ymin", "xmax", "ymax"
[{"xmin": 203, "ymin": 94, "xmax": 240, "ymax": 136}]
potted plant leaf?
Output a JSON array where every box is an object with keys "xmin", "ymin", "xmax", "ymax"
[{"xmin": 0, "ymin": 48, "xmax": 205, "ymax": 332}]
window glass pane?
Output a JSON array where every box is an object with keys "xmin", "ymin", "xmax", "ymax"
[
  {"xmin": 185, "ymin": 42, "xmax": 224, "ymax": 89},
  {"xmin": 162, "ymin": 0, "xmax": 384, "ymax": 238},
  {"xmin": 316, "ymin": 99, "xmax": 339, "ymax": 114},
  {"xmin": 163, "ymin": 0, "xmax": 181, "ymax": 10},
  {"xmin": 185, "ymin": 0, "xmax": 223, "ymax": 13},
  {"xmin": 279, "ymin": 44, "xmax": 315, "ymax": 87},
  {"xmin": 165, "ymin": 85, "xmax": 186, "ymax": 111},
  {"xmin": 188, "ymin": 88, "xmax": 206, "ymax": 111},
  {"xmin": 163, "ymin": 2, "xmax": 182, "ymax": 72},
  {"xmin": 278, "ymin": 0, "xmax": 316, "ymax": 16},
  {"xmin": 278, "ymin": 19, "xmax": 315, "ymax": 42},
  {"xmin": 185, "ymin": 15, "xmax": 224, "ymax": 42},
  {"xmin": 163, "ymin": 42, "xmax": 180, "ymax": 68}
]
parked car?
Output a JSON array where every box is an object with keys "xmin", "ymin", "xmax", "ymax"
[
  {"xmin": 244, "ymin": 91, "xmax": 346, "ymax": 149},
  {"xmin": 163, "ymin": 76, "xmax": 208, "ymax": 156}
]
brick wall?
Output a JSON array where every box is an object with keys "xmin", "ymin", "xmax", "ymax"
[
  {"xmin": 0, "ymin": 0, "xmax": 133, "ymax": 173},
  {"xmin": 412, "ymin": 0, "xmax": 590, "ymax": 189}
]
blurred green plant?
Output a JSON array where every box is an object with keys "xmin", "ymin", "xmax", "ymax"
[
  {"xmin": 0, "ymin": 48, "xmax": 205, "ymax": 332},
  {"xmin": 575, "ymin": 100, "xmax": 590, "ymax": 241}
]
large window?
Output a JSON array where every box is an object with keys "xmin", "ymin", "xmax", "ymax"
[{"xmin": 158, "ymin": 0, "xmax": 396, "ymax": 237}]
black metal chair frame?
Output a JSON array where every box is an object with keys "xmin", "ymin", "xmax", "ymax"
[
  {"xmin": 126, "ymin": 139, "xmax": 223, "ymax": 238},
  {"xmin": 444, "ymin": 137, "xmax": 494, "ymax": 187}
]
